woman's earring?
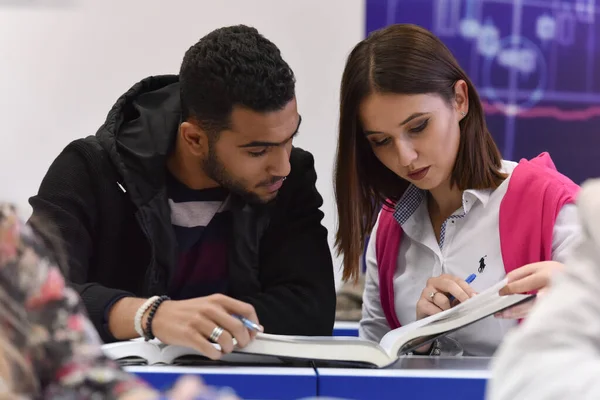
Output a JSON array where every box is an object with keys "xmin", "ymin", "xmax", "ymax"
[{"xmin": 460, "ymin": 111, "xmax": 466, "ymax": 117}]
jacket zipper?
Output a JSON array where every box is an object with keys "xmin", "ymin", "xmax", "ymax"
[
  {"xmin": 114, "ymin": 178, "xmax": 158, "ymax": 299},
  {"xmin": 118, "ymin": 179, "xmax": 161, "ymax": 294},
  {"xmin": 136, "ymin": 212, "xmax": 160, "ymax": 295}
]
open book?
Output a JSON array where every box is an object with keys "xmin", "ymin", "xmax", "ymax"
[
  {"xmin": 102, "ymin": 279, "xmax": 533, "ymax": 368},
  {"xmin": 101, "ymin": 338, "xmax": 294, "ymax": 367}
]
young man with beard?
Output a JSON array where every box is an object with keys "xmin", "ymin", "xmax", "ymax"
[{"xmin": 29, "ymin": 25, "xmax": 335, "ymax": 359}]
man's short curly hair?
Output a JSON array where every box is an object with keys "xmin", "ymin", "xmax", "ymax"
[{"xmin": 180, "ymin": 25, "xmax": 296, "ymax": 134}]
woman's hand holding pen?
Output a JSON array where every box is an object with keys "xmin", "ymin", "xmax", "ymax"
[
  {"xmin": 150, "ymin": 294, "xmax": 263, "ymax": 360},
  {"xmin": 416, "ymin": 274, "xmax": 477, "ymax": 320},
  {"xmin": 495, "ymin": 261, "xmax": 564, "ymax": 319},
  {"xmin": 413, "ymin": 274, "xmax": 476, "ymax": 353}
]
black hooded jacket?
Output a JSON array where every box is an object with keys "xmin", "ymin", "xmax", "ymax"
[{"xmin": 29, "ymin": 75, "xmax": 336, "ymax": 343}]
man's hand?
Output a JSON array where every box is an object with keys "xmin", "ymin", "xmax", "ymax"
[
  {"xmin": 108, "ymin": 294, "xmax": 261, "ymax": 360},
  {"xmin": 150, "ymin": 294, "xmax": 261, "ymax": 360}
]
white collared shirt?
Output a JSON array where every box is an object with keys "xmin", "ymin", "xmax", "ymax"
[{"xmin": 360, "ymin": 161, "xmax": 581, "ymax": 356}]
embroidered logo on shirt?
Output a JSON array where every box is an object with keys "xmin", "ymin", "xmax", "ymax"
[{"xmin": 478, "ymin": 256, "xmax": 487, "ymax": 273}]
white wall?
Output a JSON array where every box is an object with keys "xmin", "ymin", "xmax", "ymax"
[{"xmin": 0, "ymin": 0, "xmax": 364, "ymax": 288}]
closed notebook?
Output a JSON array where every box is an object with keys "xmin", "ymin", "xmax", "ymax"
[{"xmin": 102, "ymin": 279, "xmax": 533, "ymax": 368}]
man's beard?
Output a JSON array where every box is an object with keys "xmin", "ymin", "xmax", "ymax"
[{"xmin": 203, "ymin": 149, "xmax": 269, "ymax": 204}]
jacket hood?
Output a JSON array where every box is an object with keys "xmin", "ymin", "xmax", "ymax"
[
  {"xmin": 92, "ymin": 74, "xmax": 275, "ymax": 295},
  {"xmin": 96, "ymin": 74, "xmax": 181, "ymax": 207}
]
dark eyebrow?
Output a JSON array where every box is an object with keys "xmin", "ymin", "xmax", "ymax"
[
  {"xmin": 238, "ymin": 115, "xmax": 303, "ymax": 148},
  {"xmin": 364, "ymin": 112, "xmax": 429, "ymax": 136}
]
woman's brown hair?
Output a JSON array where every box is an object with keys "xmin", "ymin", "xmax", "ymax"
[{"xmin": 335, "ymin": 24, "xmax": 506, "ymax": 282}]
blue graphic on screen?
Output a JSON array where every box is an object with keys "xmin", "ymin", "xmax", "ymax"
[{"xmin": 366, "ymin": 0, "xmax": 600, "ymax": 183}]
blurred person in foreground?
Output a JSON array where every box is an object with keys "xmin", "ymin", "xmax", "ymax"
[
  {"xmin": 0, "ymin": 203, "xmax": 240, "ymax": 399},
  {"xmin": 488, "ymin": 179, "xmax": 600, "ymax": 400}
]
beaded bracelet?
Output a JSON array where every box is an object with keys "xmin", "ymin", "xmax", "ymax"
[
  {"xmin": 144, "ymin": 295, "xmax": 170, "ymax": 341},
  {"xmin": 134, "ymin": 296, "xmax": 160, "ymax": 338}
]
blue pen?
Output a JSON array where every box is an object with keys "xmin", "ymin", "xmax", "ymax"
[
  {"xmin": 465, "ymin": 273, "xmax": 477, "ymax": 285},
  {"xmin": 233, "ymin": 315, "xmax": 263, "ymax": 332},
  {"xmin": 448, "ymin": 273, "xmax": 477, "ymax": 303}
]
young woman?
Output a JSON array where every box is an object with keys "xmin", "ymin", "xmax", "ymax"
[
  {"xmin": 0, "ymin": 203, "xmax": 239, "ymax": 399},
  {"xmin": 334, "ymin": 23, "xmax": 581, "ymax": 356}
]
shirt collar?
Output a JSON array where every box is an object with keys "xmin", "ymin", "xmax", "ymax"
[
  {"xmin": 393, "ymin": 185, "xmax": 426, "ymax": 226},
  {"xmin": 393, "ymin": 185, "xmax": 492, "ymax": 226},
  {"xmin": 462, "ymin": 189, "xmax": 492, "ymax": 213}
]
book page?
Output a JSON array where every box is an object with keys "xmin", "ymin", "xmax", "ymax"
[
  {"xmin": 446, "ymin": 278, "xmax": 509, "ymax": 316},
  {"xmin": 393, "ymin": 293, "xmax": 532, "ymax": 356},
  {"xmin": 102, "ymin": 339, "xmax": 161, "ymax": 365},
  {"xmin": 237, "ymin": 332, "xmax": 392, "ymax": 367},
  {"xmin": 379, "ymin": 278, "xmax": 509, "ymax": 353}
]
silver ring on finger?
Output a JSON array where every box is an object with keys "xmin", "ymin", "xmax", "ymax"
[
  {"xmin": 429, "ymin": 291, "xmax": 437, "ymax": 301},
  {"xmin": 209, "ymin": 326, "xmax": 224, "ymax": 343}
]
